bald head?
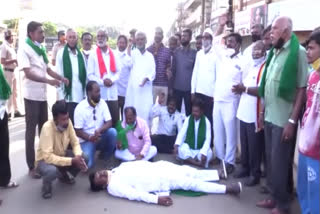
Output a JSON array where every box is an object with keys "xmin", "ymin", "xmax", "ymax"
[
  {"xmin": 271, "ymin": 16, "xmax": 293, "ymax": 49},
  {"xmin": 252, "ymin": 40, "xmax": 266, "ymax": 59},
  {"xmin": 66, "ymin": 28, "xmax": 78, "ymax": 49},
  {"xmin": 136, "ymin": 31, "xmax": 147, "ymax": 51}
]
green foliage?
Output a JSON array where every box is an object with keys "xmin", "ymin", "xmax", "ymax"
[
  {"xmin": 3, "ymin": 18, "xmax": 19, "ymax": 29},
  {"xmin": 43, "ymin": 21, "xmax": 57, "ymax": 37}
]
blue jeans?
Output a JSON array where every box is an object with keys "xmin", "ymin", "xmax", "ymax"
[
  {"xmin": 80, "ymin": 128, "xmax": 117, "ymax": 168},
  {"xmin": 297, "ymin": 152, "xmax": 319, "ymax": 214}
]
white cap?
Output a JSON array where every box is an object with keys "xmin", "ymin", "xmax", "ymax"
[{"xmin": 203, "ymin": 28, "xmax": 214, "ymax": 38}]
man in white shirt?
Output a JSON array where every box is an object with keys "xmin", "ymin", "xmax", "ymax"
[
  {"xmin": 51, "ymin": 30, "xmax": 66, "ymax": 66},
  {"xmin": 87, "ymin": 29, "xmax": 121, "ymax": 126},
  {"xmin": 74, "ymin": 81, "xmax": 117, "ymax": 168},
  {"xmin": 242, "ymin": 24, "xmax": 264, "ymax": 60},
  {"xmin": 80, "ymin": 32, "xmax": 93, "ymax": 62},
  {"xmin": 56, "ymin": 29, "xmax": 87, "ymax": 124},
  {"xmin": 174, "ymin": 98, "xmax": 212, "ymax": 168},
  {"xmin": 150, "ymin": 94, "xmax": 183, "ymax": 153},
  {"xmin": 191, "ymin": 28, "xmax": 216, "ymax": 128},
  {"xmin": 89, "ymin": 160, "xmax": 242, "ymax": 206},
  {"xmin": 213, "ymin": 33, "xmax": 243, "ymax": 174},
  {"xmin": 18, "ymin": 21, "xmax": 68, "ymax": 178},
  {"xmin": 232, "ymin": 41, "xmax": 266, "ymax": 186},
  {"xmin": 124, "ymin": 32, "xmax": 155, "ymax": 126},
  {"xmin": 115, "ymin": 35, "xmax": 131, "ymax": 117}
]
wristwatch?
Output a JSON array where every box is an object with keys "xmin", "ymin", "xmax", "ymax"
[{"xmin": 288, "ymin": 118, "xmax": 296, "ymax": 125}]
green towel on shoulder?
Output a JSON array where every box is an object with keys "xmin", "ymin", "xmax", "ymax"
[
  {"xmin": 115, "ymin": 120, "xmax": 135, "ymax": 150},
  {"xmin": 185, "ymin": 115, "xmax": 206, "ymax": 150}
]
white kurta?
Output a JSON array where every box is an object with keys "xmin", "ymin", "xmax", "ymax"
[
  {"xmin": 174, "ymin": 116, "xmax": 212, "ymax": 168},
  {"xmin": 107, "ymin": 160, "xmax": 224, "ymax": 204},
  {"xmin": 124, "ymin": 49, "xmax": 155, "ymax": 124}
]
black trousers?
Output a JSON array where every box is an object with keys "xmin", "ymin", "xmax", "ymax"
[
  {"xmin": 173, "ymin": 89, "xmax": 192, "ymax": 116},
  {"xmin": 239, "ymin": 120, "xmax": 263, "ymax": 179},
  {"xmin": 66, "ymin": 102, "xmax": 78, "ymax": 125},
  {"xmin": 264, "ymin": 121, "xmax": 295, "ymax": 211},
  {"xmin": 151, "ymin": 134, "xmax": 176, "ymax": 154},
  {"xmin": 118, "ymin": 96, "xmax": 125, "ymax": 119},
  {"xmin": 194, "ymin": 93, "xmax": 213, "ymax": 125},
  {"xmin": 106, "ymin": 100, "xmax": 119, "ymax": 127},
  {"xmin": 24, "ymin": 99, "xmax": 48, "ymax": 170},
  {"xmin": 0, "ymin": 113, "xmax": 11, "ymax": 186}
]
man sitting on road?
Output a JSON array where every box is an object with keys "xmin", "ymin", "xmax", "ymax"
[
  {"xmin": 74, "ymin": 81, "xmax": 117, "ymax": 169},
  {"xmin": 150, "ymin": 94, "xmax": 184, "ymax": 154},
  {"xmin": 114, "ymin": 106, "xmax": 157, "ymax": 161},
  {"xmin": 35, "ymin": 100, "xmax": 88, "ymax": 199},
  {"xmin": 174, "ymin": 98, "xmax": 212, "ymax": 168},
  {"xmin": 88, "ymin": 160, "xmax": 242, "ymax": 206}
]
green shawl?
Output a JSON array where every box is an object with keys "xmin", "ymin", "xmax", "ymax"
[
  {"xmin": 115, "ymin": 120, "xmax": 135, "ymax": 150},
  {"xmin": 185, "ymin": 115, "xmax": 206, "ymax": 150},
  {"xmin": 0, "ymin": 65, "xmax": 11, "ymax": 100},
  {"xmin": 62, "ymin": 45, "xmax": 86, "ymax": 100},
  {"xmin": 25, "ymin": 37, "xmax": 49, "ymax": 64},
  {"xmin": 258, "ymin": 33, "xmax": 300, "ymax": 101}
]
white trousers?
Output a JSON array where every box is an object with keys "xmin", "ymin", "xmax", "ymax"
[
  {"xmin": 177, "ymin": 143, "xmax": 213, "ymax": 168},
  {"xmin": 115, "ymin": 146, "xmax": 158, "ymax": 161},
  {"xmin": 213, "ymin": 100, "xmax": 239, "ymax": 165},
  {"xmin": 4, "ymin": 71, "xmax": 18, "ymax": 114}
]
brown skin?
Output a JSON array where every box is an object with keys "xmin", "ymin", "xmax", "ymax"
[
  {"xmin": 123, "ymin": 109, "xmax": 144, "ymax": 160},
  {"xmin": 81, "ymin": 34, "xmax": 93, "ymax": 51},
  {"xmin": 195, "ymin": 38, "xmax": 202, "ymax": 51},
  {"xmin": 66, "ymin": 30, "xmax": 78, "ymax": 53},
  {"xmin": 23, "ymin": 26, "xmax": 68, "ymax": 87},
  {"xmin": 226, "ymin": 36, "xmax": 241, "ymax": 56},
  {"xmin": 75, "ymin": 83, "xmax": 112, "ymax": 143},
  {"xmin": 1, "ymin": 35, "xmax": 18, "ymax": 66},
  {"xmin": 262, "ymin": 31, "xmax": 272, "ymax": 50},
  {"xmin": 55, "ymin": 113, "xmax": 87, "ymax": 171},
  {"xmin": 174, "ymin": 106, "xmax": 206, "ymax": 168},
  {"xmin": 117, "ymin": 37, "xmax": 128, "ymax": 52},
  {"xmin": 307, "ymin": 40, "xmax": 320, "ymax": 64}
]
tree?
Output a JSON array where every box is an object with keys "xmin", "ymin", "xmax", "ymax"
[
  {"xmin": 3, "ymin": 18, "xmax": 19, "ymax": 29},
  {"xmin": 43, "ymin": 21, "xmax": 57, "ymax": 37}
]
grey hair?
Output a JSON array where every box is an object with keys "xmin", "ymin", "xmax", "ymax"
[
  {"xmin": 66, "ymin": 28, "xmax": 76, "ymax": 36},
  {"xmin": 135, "ymin": 31, "xmax": 147, "ymax": 39},
  {"xmin": 97, "ymin": 28, "xmax": 108, "ymax": 36},
  {"xmin": 274, "ymin": 16, "xmax": 293, "ymax": 33},
  {"xmin": 155, "ymin": 27, "xmax": 163, "ymax": 34}
]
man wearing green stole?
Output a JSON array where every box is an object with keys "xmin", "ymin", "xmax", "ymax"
[
  {"xmin": 174, "ymin": 98, "xmax": 212, "ymax": 168},
  {"xmin": 18, "ymin": 21, "xmax": 69, "ymax": 178},
  {"xmin": 56, "ymin": 29, "xmax": 87, "ymax": 124}
]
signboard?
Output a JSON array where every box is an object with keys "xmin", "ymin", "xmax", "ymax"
[
  {"xmin": 268, "ymin": 0, "xmax": 320, "ymax": 31},
  {"xmin": 250, "ymin": 4, "xmax": 267, "ymax": 28},
  {"xmin": 234, "ymin": 10, "xmax": 251, "ymax": 36}
]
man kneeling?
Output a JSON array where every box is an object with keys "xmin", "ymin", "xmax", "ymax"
[
  {"xmin": 35, "ymin": 101, "xmax": 88, "ymax": 199},
  {"xmin": 174, "ymin": 98, "xmax": 212, "ymax": 168},
  {"xmin": 89, "ymin": 160, "xmax": 242, "ymax": 206},
  {"xmin": 115, "ymin": 107, "xmax": 157, "ymax": 161}
]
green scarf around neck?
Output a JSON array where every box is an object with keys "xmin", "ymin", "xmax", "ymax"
[
  {"xmin": 185, "ymin": 115, "xmax": 206, "ymax": 150},
  {"xmin": 115, "ymin": 120, "xmax": 135, "ymax": 150},
  {"xmin": 62, "ymin": 45, "xmax": 87, "ymax": 100},
  {"xmin": 25, "ymin": 37, "xmax": 49, "ymax": 64},
  {"xmin": 0, "ymin": 65, "xmax": 11, "ymax": 100},
  {"xmin": 258, "ymin": 33, "xmax": 300, "ymax": 102}
]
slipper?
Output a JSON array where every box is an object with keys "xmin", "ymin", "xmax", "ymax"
[{"xmin": 1, "ymin": 181, "xmax": 19, "ymax": 188}]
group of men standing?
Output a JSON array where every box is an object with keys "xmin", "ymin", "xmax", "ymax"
[{"xmin": 0, "ymin": 15, "xmax": 319, "ymax": 214}]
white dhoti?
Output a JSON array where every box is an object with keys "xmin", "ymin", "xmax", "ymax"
[
  {"xmin": 213, "ymin": 100, "xmax": 239, "ymax": 165},
  {"xmin": 115, "ymin": 146, "xmax": 158, "ymax": 161},
  {"xmin": 177, "ymin": 143, "xmax": 213, "ymax": 168}
]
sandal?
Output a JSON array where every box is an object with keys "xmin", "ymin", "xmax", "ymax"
[
  {"xmin": 1, "ymin": 181, "xmax": 19, "ymax": 188},
  {"xmin": 256, "ymin": 198, "xmax": 276, "ymax": 209}
]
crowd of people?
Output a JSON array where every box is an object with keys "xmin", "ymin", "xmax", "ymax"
[{"xmin": 0, "ymin": 15, "xmax": 319, "ymax": 214}]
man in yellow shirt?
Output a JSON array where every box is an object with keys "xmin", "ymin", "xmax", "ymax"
[{"xmin": 35, "ymin": 100, "xmax": 88, "ymax": 199}]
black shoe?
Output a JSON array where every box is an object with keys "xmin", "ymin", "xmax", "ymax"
[
  {"xmin": 42, "ymin": 183, "xmax": 52, "ymax": 199},
  {"xmin": 14, "ymin": 112, "xmax": 24, "ymax": 117},
  {"xmin": 244, "ymin": 176, "xmax": 260, "ymax": 186},
  {"xmin": 233, "ymin": 168, "xmax": 249, "ymax": 178},
  {"xmin": 259, "ymin": 185, "xmax": 270, "ymax": 194},
  {"xmin": 227, "ymin": 182, "xmax": 242, "ymax": 196},
  {"xmin": 226, "ymin": 163, "xmax": 235, "ymax": 175}
]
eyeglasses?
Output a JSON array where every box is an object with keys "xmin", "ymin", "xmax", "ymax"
[{"xmin": 93, "ymin": 108, "xmax": 96, "ymax": 120}]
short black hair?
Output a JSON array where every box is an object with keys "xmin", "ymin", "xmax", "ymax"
[
  {"xmin": 192, "ymin": 97, "xmax": 205, "ymax": 111},
  {"xmin": 57, "ymin": 30, "xmax": 65, "ymax": 39},
  {"xmin": 195, "ymin": 35, "xmax": 203, "ymax": 40},
  {"xmin": 182, "ymin": 29, "xmax": 192, "ymax": 38},
  {"xmin": 306, "ymin": 31, "xmax": 320, "ymax": 47},
  {"xmin": 262, "ymin": 25, "xmax": 271, "ymax": 36},
  {"xmin": 124, "ymin": 106, "xmax": 137, "ymax": 116},
  {"xmin": 27, "ymin": 21, "xmax": 42, "ymax": 38},
  {"xmin": 52, "ymin": 100, "xmax": 68, "ymax": 119},
  {"xmin": 86, "ymin": 81, "xmax": 98, "ymax": 94},
  {"xmin": 227, "ymin": 33, "xmax": 242, "ymax": 45},
  {"xmin": 81, "ymin": 32, "xmax": 93, "ymax": 40},
  {"xmin": 4, "ymin": 30, "xmax": 12, "ymax": 40},
  {"xmin": 175, "ymin": 32, "xmax": 181, "ymax": 40},
  {"xmin": 117, "ymin": 34, "xmax": 128, "ymax": 43},
  {"xmin": 89, "ymin": 172, "xmax": 104, "ymax": 192}
]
